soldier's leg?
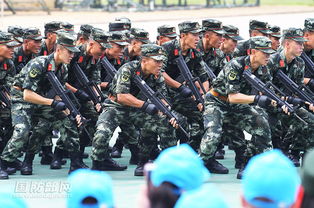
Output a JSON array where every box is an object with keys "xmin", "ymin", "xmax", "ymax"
[{"xmin": 0, "ymin": 108, "xmax": 13, "ymax": 154}]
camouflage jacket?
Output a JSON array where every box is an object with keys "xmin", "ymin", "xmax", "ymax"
[
  {"xmin": 196, "ymin": 40, "xmax": 225, "ymax": 76},
  {"xmin": 100, "ymin": 55, "xmax": 125, "ymax": 82},
  {"xmin": 13, "ymin": 46, "xmax": 38, "ymax": 73},
  {"xmin": 68, "ymin": 44, "xmax": 101, "ymax": 89},
  {"xmin": 109, "ymin": 60, "xmax": 168, "ymax": 105},
  {"xmin": 37, "ymin": 40, "xmax": 55, "ymax": 56},
  {"xmin": 161, "ymin": 39, "xmax": 209, "ymax": 83},
  {"xmin": 213, "ymin": 55, "xmax": 271, "ymax": 97},
  {"xmin": 0, "ymin": 59, "xmax": 16, "ymax": 87},
  {"xmin": 233, "ymin": 39, "xmax": 250, "ymax": 58},
  {"xmin": 303, "ymin": 49, "xmax": 314, "ymax": 78},
  {"xmin": 123, "ymin": 47, "xmax": 140, "ymax": 63},
  {"xmin": 267, "ymin": 50, "xmax": 305, "ymax": 95}
]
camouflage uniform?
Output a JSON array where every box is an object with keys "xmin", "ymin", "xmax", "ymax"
[
  {"xmin": 200, "ymin": 37, "xmax": 273, "ymax": 174},
  {"xmin": 91, "ymin": 45, "xmax": 177, "ymax": 164},
  {"xmin": 234, "ymin": 20, "xmax": 271, "ymax": 58},
  {"xmin": 162, "ymin": 21, "xmax": 208, "ymax": 150},
  {"xmin": 38, "ymin": 21, "xmax": 61, "ymax": 56},
  {"xmin": 303, "ymin": 18, "xmax": 314, "ymax": 78}
]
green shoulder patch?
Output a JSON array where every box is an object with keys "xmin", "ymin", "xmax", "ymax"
[
  {"xmin": 29, "ymin": 68, "xmax": 40, "ymax": 78},
  {"xmin": 228, "ymin": 69, "xmax": 237, "ymax": 81},
  {"xmin": 121, "ymin": 72, "xmax": 130, "ymax": 82}
]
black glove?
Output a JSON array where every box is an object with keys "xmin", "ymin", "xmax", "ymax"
[
  {"xmin": 178, "ymin": 85, "xmax": 193, "ymax": 98},
  {"xmin": 286, "ymin": 96, "xmax": 305, "ymax": 106},
  {"xmin": 254, "ymin": 95, "xmax": 272, "ymax": 108},
  {"xmin": 51, "ymin": 100, "xmax": 66, "ymax": 111},
  {"xmin": 75, "ymin": 90, "xmax": 90, "ymax": 102},
  {"xmin": 141, "ymin": 102, "xmax": 158, "ymax": 115}
]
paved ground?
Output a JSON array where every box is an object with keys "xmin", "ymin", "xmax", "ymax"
[{"xmin": 0, "ymin": 6, "xmax": 310, "ymax": 208}]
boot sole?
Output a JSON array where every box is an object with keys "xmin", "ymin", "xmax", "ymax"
[
  {"xmin": 50, "ymin": 166, "xmax": 62, "ymax": 170},
  {"xmin": 102, "ymin": 167, "xmax": 127, "ymax": 171},
  {"xmin": 21, "ymin": 171, "xmax": 32, "ymax": 175},
  {"xmin": 209, "ymin": 170, "xmax": 229, "ymax": 174}
]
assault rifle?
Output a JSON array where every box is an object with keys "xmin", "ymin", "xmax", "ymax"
[
  {"xmin": 204, "ymin": 62, "xmax": 216, "ymax": 81},
  {"xmin": 47, "ymin": 71, "xmax": 91, "ymax": 139},
  {"xmin": 100, "ymin": 57, "xmax": 117, "ymax": 80},
  {"xmin": 72, "ymin": 63, "xmax": 105, "ymax": 105},
  {"xmin": 0, "ymin": 86, "xmax": 10, "ymax": 108},
  {"xmin": 133, "ymin": 74, "xmax": 190, "ymax": 139},
  {"xmin": 175, "ymin": 55, "xmax": 206, "ymax": 105},
  {"xmin": 300, "ymin": 52, "xmax": 314, "ymax": 77}
]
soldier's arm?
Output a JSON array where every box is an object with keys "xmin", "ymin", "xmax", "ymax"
[
  {"xmin": 23, "ymin": 89, "xmax": 53, "ymax": 105},
  {"xmin": 65, "ymin": 82, "xmax": 78, "ymax": 93},
  {"xmin": 162, "ymin": 72, "xmax": 181, "ymax": 88},
  {"xmin": 228, "ymin": 93, "xmax": 255, "ymax": 104},
  {"xmin": 116, "ymin": 93, "xmax": 144, "ymax": 108}
]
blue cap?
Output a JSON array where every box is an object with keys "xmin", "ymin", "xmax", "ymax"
[
  {"xmin": 67, "ymin": 169, "xmax": 114, "ymax": 208},
  {"xmin": 242, "ymin": 149, "xmax": 300, "ymax": 208},
  {"xmin": 151, "ymin": 144, "xmax": 210, "ymax": 191},
  {"xmin": 0, "ymin": 192, "xmax": 27, "ymax": 208},
  {"xmin": 174, "ymin": 184, "xmax": 228, "ymax": 208}
]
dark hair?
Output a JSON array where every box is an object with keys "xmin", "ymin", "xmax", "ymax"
[
  {"xmin": 301, "ymin": 193, "xmax": 314, "ymax": 208},
  {"xmin": 148, "ymin": 182, "xmax": 181, "ymax": 208}
]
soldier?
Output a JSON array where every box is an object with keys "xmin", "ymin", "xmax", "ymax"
[
  {"xmin": 60, "ymin": 22, "xmax": 75, "ymax": 34},
  {"xmin": 109, "ymin": 20, "xmax": 131, "ymax": 32},
  {"xmin": 156, "ymin": 25, "xmax": 177, "ymax": 46},
  {"xmin": 220, "ymin": 25, "xmax": 243, "ymax": 59},
  {"xmin": 268, "ymin": 25, "xmax": 281, "ymax": 51},
  {"xmin": 38, "ymin": 21, "xmax": 62, "ymax": 56},
  {"xmin": 7, "ymin": 26, "xmax": 24, "ymax": 44},
  {"xmin": 124, "ymin": 28, "xmax": 150, "ymax": 62},
  {"xmin": 0, "ymin": 32, "xmax": 84, "ymax": 179},
  {"xmin": 234, "ymin": 20, "xmax": 271, "ymax": 57},
  {"xmin": 162, "ymin": 21, "xmax": 209, "ymax": 150},
  {"xmin": 12, "ymin": 27, "xmax": 42, "ymax": 73},
  {"xmin": 200, "ymin": 36, "xmax": 274, "ymax": 178},
  {"xmin": 91, "ymin": 44, "xmax": 178, "ymax": 175},
  {"xmin": 76, "ymin": 24, "xmax": 94, "ymax": 46},
  {"xmin": 302, "ymin": 18, "xmax": 314, "ymax": 83}
]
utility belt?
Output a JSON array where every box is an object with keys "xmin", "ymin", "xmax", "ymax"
[{"xmin": 209, "ymin": 89, "xmax": 228, "ymax": 102}]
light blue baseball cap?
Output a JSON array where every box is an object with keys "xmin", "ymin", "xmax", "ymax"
[
  {"xmin": 174, "ymin": 184, "xmax": 228, "ymax": 208},
  {"xmin": 67, "ymin": 169, "xmax": 114, "ymax": 208},
  {"xmin": 0, "ymin": 192, "xmax": 27, "ymax": 208},
  {"xmin": 150, "ymin": 144, "xmax": 210, "ymax": 191},
  {"xmin": 242, "ymin": 149, "xmax": 300, "ymax": 208}
]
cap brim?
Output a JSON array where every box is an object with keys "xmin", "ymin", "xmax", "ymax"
[
  {"xmin": 112, "ymin": 41, "xmax": 129, "ymax": 46},
  {"xmin": 15, "ymin": 37, "xmax": 23, "ymax": 43},
  {"xmin": 213, "ymin": 29, "xmax": 225, "ymax": 35},
  {"xmin": 189, "ymin": 29, "xmax": 202, "ymax": 34},
  {"xmin": 6, "ymin": 40, "xmax": 22, "ymax": 47},
  {"xmin": 259, "ymin": 48, "xmax": 276, "ymax": 54},
  {"xmin": 65, "ymin": 45, "xmax": 80, "ymax": 53},
  {"xmin": 270, "ymin": 34, "xmax": 281, "ymax": 38},
  {"xmin": 259, "ymin": 30, "xmax": 271, "ymax": 35},
  {"xmin": 150, "ymin": 55, "xmax": 166, "ymax": 61},
  {"xmin": 100, "ymin": 42, "xmax": 112, "ymax": 49},
  {"xmin": 164, "ymin": 33, "xmax": 178, "ymax": 38},
  {"xmin": 292, "ymin": 37, "xmax": 308, "ymax": 42},
  {"xmin": 230, "ymin": 35, "xmax": 244, "ymax": 41},
  {"xmin": 30, "ymin": 36, "xmax": 43, "ymax": 41}
]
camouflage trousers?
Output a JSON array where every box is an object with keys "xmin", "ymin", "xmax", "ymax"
[
  {"xmin": 91, "ymin": 103, "xmax": 177, "ymax": 161},
  {"xmin": 200, "ymin": 94, "xmax": 272, "ymax": 161},
  {"xmin": 0, "ymin": 107, "xmax": 13, "ymax": 154}
]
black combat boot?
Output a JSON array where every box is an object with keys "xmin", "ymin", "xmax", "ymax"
[
  {"xmin": 21, "ymin": 154, "xmax": 35, "ymax": 175},
  {"xmin": 4, "ymin": 159, "xmax": 22, "ymax": 175},
  {"xmin": 0, "ymin": 159, "xmax": 9, "ymax": 179},
  {"xmin": 68, "ymin": 152, "xmax": 88, "ymax": 174},
  {"xmin": 234, "ymin": 148, "xmax": 246, "ymax": 169},
  {"xmin": 91, "ymin": 158, "xmax": 127, "ymax": 171},
  {"xmin": 50, "ymin": 148, "xmax": 64, "ymax": 169},
  {"xmin": 214, "ymin": 149, "xmax": 225, "ymax": 160},
  {"xmin": 111, "ymin": 139, "xmax": 124, "ymax": 158},
  {"xmin": 149, "ymin": 147, "xmax": 160, "ymax": 161},
  {"xmin": 40, "ymin": 146, "xmax": 53, "ymax": 165},
  {"xmin": 79, "ymin": 147, "xmax": 89, "ymax": 169},
  {"xmin": 134, "ymin": 156, "xmax": 149, "ymax": 176},
  {"xmin": 204, "ymin": 157, "xmax": 229, "ymax": 174},
  {"xmin": 236, "ymin": 157, "xmax": 249, "ymax": 179},
  {"xmin": 128, "ymin": 144, "xmax": 139, "ymax": 165}
]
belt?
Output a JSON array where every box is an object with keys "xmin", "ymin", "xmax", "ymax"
[
  {"xmin": 13, "ymin": 86, "xmax": 22, "ymax": 91},
  {"xmin": 209, "ymin": 89, "xmax": 228, "ymax": 102},
  {"xmin": 108, "ymin": 94, "xmax": 117, "ymax": 102}
]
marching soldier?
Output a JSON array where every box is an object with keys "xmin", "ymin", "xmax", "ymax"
[
  {"xmin": 156, "ymin": 25, "xmax": 177, "ymax": 46},
  {"xmin": 268, "ymin": 25, "xmax": 281, "ymax": 51}
]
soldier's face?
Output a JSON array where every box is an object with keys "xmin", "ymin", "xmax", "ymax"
[
  {"xmin": 132, "ymin": 40, "xmax": 143, "ymax": 56},
  {"xmin": 183, "ymin": 32, "xmax": 199, "ymax": 49},
  {"xmin": 288, "ymin": 40, "xmax": 304, "ymax": 57},
  {"xmin": 90, "ymin": 41, "xmax": 106, "ymax": 59},
  {"xmin": 269, "ymin": 36, "xmax": 280, "ymax": 51},
  {"xmin": 143, "ymin": 57, "xmax": 163, "ymax": 76},
  {"xmin": 222, "ymin": 37, "xmax": 237, "ymax": 53},
  {"xmin": 25, "ymin": 39, "xmax": 42, "ymax": 54},
  {"xmin": 107, "ymin": 42, "xmax": 125, "ymax": 59},
  {"xmin": 60, "ymin": 47, "xmax": 74, "ymax": 64},
  {"xmin": 0, "ymin": 45, "xmax": 14, "ymax": 59},
  {"xmin": 158, "ymin": 36, "xmax": 174, "ymax": 46},
  {"xmin": 206, "ymin": 31, "xmax": 223, "ymax": 48},
  {"xmin": 254, "ymin": 50, "xmax": 270, "ymax": 66},
  {"xmin": 304, "ymin": 31, "xmax": 314, "ymax": 49},
  {"xmin": 47, "ymin": 32, "xmax": 57, "ymax": 44}
]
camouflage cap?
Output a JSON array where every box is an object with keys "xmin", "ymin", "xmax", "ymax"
[
  {"xmin": 283, "ymin": 28, "xmax": 307, "ymax": 42},
  {"xmin": 269, "ymin": 25, "xmax": 281, "ymax": 38},
  {"xmin": 223, "ymin": 25, "xmax": 243, "ymax": 41},
  {"xmin": 109, "ymin": 21, "xmax": 131, "ymax": 32},
  {"xmin": 115, "ymin": 17, "xmax": 131, "ymax": 23},
  {"xmin": 178, "ymin": 21, "xmax": 202, "ymax": 34},
  {"xmin": 141, "ymin": 44, "xmax": 166, "ymax": 61},
  {"xmin": 61, "ymin": 22, "xmax": 75, "ymax": 34},
  {"xmin": 78, "ymin": 24, "xmax": 94, "ymax": 37},
  {"xmin": 202, "ymin": 19, "xmax": 224, "ymax": 35},
  {"xmin": 44, "ymin": 21, "xmax": 61, "ymax": 33},
  {"xmin": 304, "ymin": 18, "xmax": 314, "ymax": 32},
  {"xmin": 23, "ymin": 27, "xmax": 43, "ymax": 41},
  {"xmin": 91, "ymin": 28, "xmax": 112, "ymax": 49},
  {"xmin": 130, "ymin": 28, "xmax": 150, "ymax": 44},
  {"xmin": 7, "ymin": 26, "xmax": 24, "ymax": 43},
  {"xmin": 250, "ymin": 36, "xmax": 275, "ymax": 54},
  {"xmin": 0, "ymin": 31, "xmax": 21, "ymax": 47},
  {"xmin": 301, "ymin": 149, "xmax": 314, "ymax": 196},
  {"xmin": 56, "ymin": 31, "xmax": 80, "ymax": 53},
  {"xmin": 109, "ymin": 31, "xmax": 129, "ymax": 46},
  {"xmin": 249, "ymin": 20, "xmax": 271, "ymax": 35},
  {"xmin": 157, "ymin": 25, "xmax": 177, "ymax": 38}
]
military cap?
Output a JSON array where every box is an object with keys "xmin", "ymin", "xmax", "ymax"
[
  {"xmin": 7, "ymin": 26, "xmax": 24, "ymax": 43},
  {"xmin": 56, "ymin": 31, "xmax": 80, "ymax": 52},
  {"xmin": 178, "ymin": 21, "xmax": 202, "ymax": 34},
  {"xmin": 91, "ymin": 28, "xmax": 112, "ymax": 49},
  {"xmin": 301, "ymin": 149, "xmax": 314, "ymax": 196},
  {"xmin": 202, "ymin": 19, "xmax": 224, "ymax": 35},
  {"xmin": 23, "ymin": 27, "xmax": 43, "ymax": 40},
  {"xmin": 269, "ymin": 25, "xmax": 281, "ymax": 38},
  {"xmin": 304, "ymin": 18, "xmax": 314, "ymax": 32},
  {"xmin": 0, "ymin": 31, "xmax": 21, "ymax": 47},
  {"xmin": 141, "ymin": 44, "xmax": 166, "ymax": 61},
  {"xmin": 249, "ymin": 20, "xmax": 271, "ymax": 34},
  {"xmin": 283, "ymin": 28, "xmax": 307, "ymax": 42},
  {"xmin": 78, "ymin": 24, "xmax": 94, "ymax": 37},
  {"xmin": 61, "ymin": 22, "xmax": 75, "ymax": 33},
  {"xmin": 130, "ymin": 28, "xmax": 150, "ymax": 43},
  {"xmin": 157, "ymin": 25, "xmax": 177, "ymax": 38},
  {"xmin": 44, "ymin": 21, "xmax": 61, "ymax": 33},
  {"xmin": 115, "ymin": 17, "xmax": 131, "ymax": 23},
  {"xmin": 250, "ymin": 36, "xmax": 275, "ymax": 54},
  {"xmin": 109, "ymin": 21, "xmax": 131, "ymax": 32},
  {"xmin": 223, "ymin": 25, "xmax": 243, "ymax": 41},
  {"xmin": 109, "ymin": 31, "xmax": 129, "ymax": 46}
]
